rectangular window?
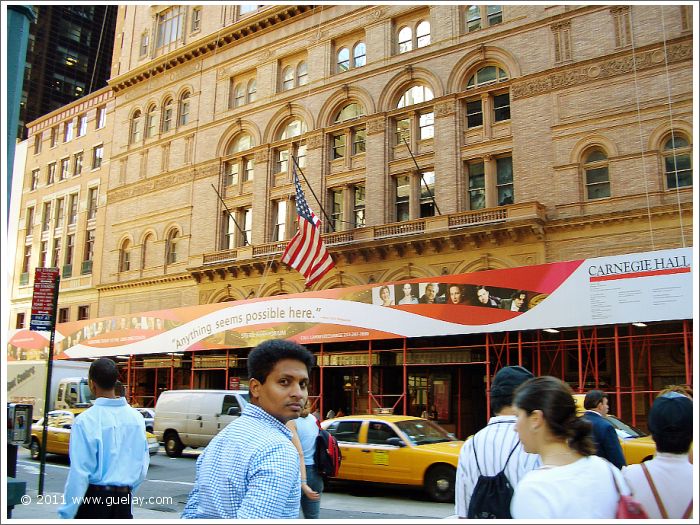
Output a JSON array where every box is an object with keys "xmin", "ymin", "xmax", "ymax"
[
  {"xmin": 140, "ymin": 32, "xmax": 149, "ymax": 57},
  {"xmin": 242, "ymin": 207, "xmax": 253, "ymax": 246},
  {"xmin": 243, "ymin": 158, "xmax": 255, "ymax": 182},
  {"xmin": 16, "ymin": 312, "xmax": 26, "ymax": 329},
  {"xmin": 333, "ymin": 134, "xmax": 346, "ymax": 159},
  {"xmin": 329, "ymin": 188, "xmax": 343, "ymax": 232},
  {"xmin": 354, "ymin": 185, "xmax": 366, "ymax": 228},
  {"xmin": 277, "ymin": 149, "xmax": 289, "ymax": 174},
  {"xmin": 396, "ymin": 118, "xmax": 410, "ymax": 145},
  {"xmin": 92, "ymin": 145, "xmax": 103, "ymax": 169},
  {"xmin": 352, "ymin": 128, "xmax": 366, "ymax": 155},
  {"xmin": 65, "ymin": 234, "xmax": 75, "ymax": 266},
  {"xmin": 225, "ymin": 161, "xmax": 239, "ymax": 186},
  {"xmin": 493, "ymin": 93, "xmax": 511, "ymax": 122},
  {"xmin": 60, "ymin": 158, "xmax": 70, "ymax": 180},
  {"xmin": 419, "ymin": 112, "xmax": 434, "ymax": 140},
  {"xmin": 240, "ymin": 4, "xmax": 258, "ymax": 15},
  {"xmin": 395, "ymin": 175, "xmax": 410, "ymax": 222},
  {"xmin": 78, "ymin": 114, "xmax": 87, "ymax": 136},
  {"xmin": 68, "ymin": 193, "xmax": 78, "ymax": 224},
  {"xmin": 155, "ymin": 6, "xmax": 184, "ymax": 53},
  {"xmin": 26, "ymin": 206, "xmax": 34, "ymax": 232},
  {"xmin": 42, "ymin": 202, "xmax": 52, "ymax": 232},
  {"xmin": 51, "ymin": 238, "xmax": 61, "ymax": 267},
  {"xmin": 467, "ymin": 5, "xmax": 481, "ymax": 31},
  {"xmin": 191, "ymin": 8, "xmax": 201, "ymax": 32},
  {"xmin": 40, "ymin": 240, "xmax": 48, "ymax": 267},
  {"xmin": 419, "ymin": 171, "xmax": 436, "ymax": 217},
  {"xmin": 224, "ymin": 213, "xmax": 236, "ymax": 249},
  {"xmin": 83, "ymin": 229, "xmax": 95, "ymax": 262},
  {"xmin": 55, "ymin": 198, "xmax": 65, "ymax": 228},
  {"xmin": 31, "ymin": 169, "xmax": 40, "ymax": 190},
  {"xmin": 486, "ymin": 5, "xmax": 503, "ymax": 26},
  {"xmin": 34, "ymin": 132, "xmax": 42, "ymax": 154},
  {"xmin": 466, "ymin": 99, "xmax": 483, "ymax": 128},
  {"xmin": 87, "ymin": 187, "xmax": 98, "ymax": 220},
  {"xmin": 274, "ymin": 200, "xmax": 287, "ymax": 241},
  {"xmin": 51, "ymin": 126, "xmax": 58, "ymax": 147},
  {"xmin": 73, "ymin": 152, "xmax": 83, "ymax": 176},
  {"xmin": 77, "ymin": 305, "xmax": 90, "ymax": 320},
  {"xmin": 496, "ymin": 156, "xmax": 514, "ymax": 205},
  {"xmin": 47, "ymin": 163, "xmax": 56, "ymax": 185},
  {"xmin": 22, "ymin": 245, "xmax": 32, "ymax": 273},
  {"xmin": 58, "ymin": 308, "xmax": 70, "ymax": 324},
  {"xmin": 63, "ymin": 120, "xmax": 74, "ymax": 142},
  {"xmin": 163, "ymin": 105, "xmax": 173, "ymax": 132},
  {"xmin": 296, "ymin": 144, "xmax": 307, "ymax": 169},
  {"xmin": 96, "ymin": 106, "xmax": 106, "ymax": 129},
  {"xmin": 468, "ymin": 160, "xmax": 485, "ymax": 210}
]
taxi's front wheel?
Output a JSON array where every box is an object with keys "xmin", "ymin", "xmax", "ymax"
[
  {"xmin": 425, "ymin": 464, "xmax": 455, "ymax": 502},
  {"xmin": 30, "ymin": 438, "xmax": 41, "ymax": 460}
]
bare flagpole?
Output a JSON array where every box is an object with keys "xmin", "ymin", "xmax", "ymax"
[
  {"xmin": 211, "ymin": 183, "xmax": 248, "ymax": 245},
  {"xmin": 402, "ymin": 137, "xmax": 441, "ymax": 216}
]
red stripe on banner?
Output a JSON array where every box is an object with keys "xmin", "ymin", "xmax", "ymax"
[{"xmin": 589, "ymin": 267, "xmax": 690, "ymax": 282}]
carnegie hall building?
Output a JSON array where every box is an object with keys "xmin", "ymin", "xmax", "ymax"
[{"xmin": 8, "ymin": 4, "xmax": 694, "ymax": 439}]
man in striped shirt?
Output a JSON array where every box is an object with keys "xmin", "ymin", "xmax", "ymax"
[
  {"xmin": 455, "ymin": 366, "xmax": 540, "ymax": 518},
  {"xmin": 182, "ymin": 340, "xmax": 315, "ymax": 519}
]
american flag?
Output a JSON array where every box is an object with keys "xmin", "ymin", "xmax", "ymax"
[{"xmin": 281, "ymin": 165, "xmax": 335, "ymax": 287}]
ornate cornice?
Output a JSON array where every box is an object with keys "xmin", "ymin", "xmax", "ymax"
[
  {"xmin": 512, "ymin": 39, "xmax": 691, "ymax": 100},
  {"xmin": 109, "ymin": 5, "xmax": 316, "ymax": 94},
  {"xmin": 97, "ymin": 273, "xmax": 194, "ymax": 292}
]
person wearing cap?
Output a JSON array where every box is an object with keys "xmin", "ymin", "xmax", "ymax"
[
  {"xmin": 621, "ymin": 392, "xmax": 693, "ymax": 519},
  {"xmin": 455, "ymin": 366, "xmax": 541, "ymax": 518},
  {"xmin": 581, "ymin": 390, "xmax": 626, "ymax": 469}
]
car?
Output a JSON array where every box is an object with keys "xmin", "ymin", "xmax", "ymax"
[
  {"xmin": 25, "ymin": 408, "xmax": 160, "ymax": 459},
  {"xmin": 136, "ymin": 408, "xmax": 155, "ymax": 433},
  {"xmin": 320, "ymin": 414, "xmax": 464, "ymax": 502},
  {"xmin": 572, "ymin": 394, "xmax": 656, "ymax": 464}
]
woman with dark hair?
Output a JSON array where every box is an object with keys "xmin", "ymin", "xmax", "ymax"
[{"xmin": 510, "ymin": 376, "xmax": 630, "ymax": 518}]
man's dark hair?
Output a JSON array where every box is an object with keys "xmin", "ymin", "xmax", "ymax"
[
  {"xmin": 89, "ymin": 357, "xmax": 119, "ymax": 390},
  {"xmin": 247, "ymin": 339, "xmax": 315, "ymax": 384},
  {"xmin": 583, "ymin": 389, "xmax": 607, "ymax": 410}
]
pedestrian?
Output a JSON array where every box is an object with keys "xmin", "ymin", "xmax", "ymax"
[
  {"xmin": 510, "ymin": 376, "xmax": 630, "ymax": 518},
  {"xmin": 581, "ymin": 389, "xmax": 626, "ymax": 469},
  {"xmin": 57, "ymin": 358, "xmax": 149, "ymax": 519},
  {"xmin": 455, "ymin": 365, "xmax": 540, "ymax": 518},
  {"xmin": 287, "ymin": 400, "xmax": 323, "ymax": 519},
  {"xmin": 622, "ymin": 392, "xmax": 693, "ymax": 518},
  {"xmin": 181, "ymin": 339, "xmax": 315, "ymax": 519}
]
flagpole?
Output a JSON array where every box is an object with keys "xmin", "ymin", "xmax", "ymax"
[
  {"xmin": 402, "ymin": 137, "xmax": 441, "ymax": 216},
  {"xmin": 211, "ymin": 183, "xmax": 248, "ymax": 245},
  {"xmin": 291, "ymin": 156, "xmax": 336, "ymax": 232}
]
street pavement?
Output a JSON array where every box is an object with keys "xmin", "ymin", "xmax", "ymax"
[{"xmin": 10, "ymin": 447, "xmax": 456, "ymax": 520}]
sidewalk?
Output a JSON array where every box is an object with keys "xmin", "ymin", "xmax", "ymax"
[{"xmin": 9, "ymin": 489, "xmax": 177, "ymax": 520}]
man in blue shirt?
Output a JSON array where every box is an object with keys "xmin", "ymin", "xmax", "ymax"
[
  {"xmin": 582, "ymin": 389, "xmax": 626, "ymax": 469},
  {"xmin": 182, "ymin": 339, "xmax": 315, "ymax": 519},
  {"xmin": 58, "ymin": 358, "xmax": 149, "ymax": 519}
]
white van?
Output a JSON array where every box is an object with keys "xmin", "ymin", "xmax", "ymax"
[{"xmin": 153, "ymin": 389, "xmax": 249, "ymax": 457}]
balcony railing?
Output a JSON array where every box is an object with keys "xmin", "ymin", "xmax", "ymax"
[
  {"xmin": 81, "ymin": 260, "xmax": 93, "ymax": 275},
  {"xmin": 19, "ymin": 272, "xmax": 29, "ymax": 286},
  {"xmin": 62, "ymin": 264, "xmax": 73, "ymax": 278},
  {"xmin": 198, "ymin": 202, "xmax": 545, "ymax": 267}
]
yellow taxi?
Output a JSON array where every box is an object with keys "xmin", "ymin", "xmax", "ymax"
[
  {"xmin": 572, "ymin": 394, "xmax": 656, "ymax": 464},
  {"xmin": 321, "ymin": 414, "xmax": 464, "ymax": 502},
  {"xmin": 26, "ymin": 408, "xmax": 160, "ymax": 459}
]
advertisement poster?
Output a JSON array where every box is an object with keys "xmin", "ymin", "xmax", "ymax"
[{"xmin": 7, "ymin": 248, "xmax": 692, "ymax": 360}]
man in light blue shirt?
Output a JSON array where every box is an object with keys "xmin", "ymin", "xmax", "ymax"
[
  {"xmin": 182, "ymin": 339, "xmax": 315, "ymax": 519},
  {"xmin": 58, "ymin": 358, "xmax": 149, "ymax": 519}
]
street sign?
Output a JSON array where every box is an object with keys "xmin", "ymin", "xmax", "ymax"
[{"xmin": 29, "ymin": 268, "xmax": 59, "ymax": 332}]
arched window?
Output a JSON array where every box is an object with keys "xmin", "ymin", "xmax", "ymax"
[
  {"xmin": 247, "ymin": 79, "xmax": 257, "ymax": 102},
  {"xmin": 337, "ymin": 47, "xmax": 350, "ymax": 72},
  {"xmin": 335, "ymin": 103, "xmax": 365, "ymax": 123},
  {"xmin": 663, "ymin": 133, "xmax": 692, "ymax": 189},
  {"xmin": 397, "ymin": 85, "xmax": 434, "ymax": 108},
  {"xmin": 282, "ymin": 66, "xmax": 294, "ymax": 91},
  {"xmin": 398, "ymin": 26, "xmax": 412, "ymax": 53},
  {"xmin": 227, "ymin": 133, "xmax": 253, "ymax": 155},
  {"xmin": 353, "ymin": 42, "xmax": 366, "ymax": 68},
  {"xmin": 179, "ymin": 92, "xmax": 190, "ymax": 126},
  {"xmin": 233, "ymin": 83, "xmax": 245, "ymax": 107},
  {"xmin": 416, "ymin": 20, "xmax": 431, "ymax": 48},
  {"xmin": 162, "ymin": 98, "xmax": 173, "ymax": 132},
  {"xmin": 225, "ymin": 133, "xmax": 255, "ymax": 186},
  {"xmin": 279, "ymin": 118, "xmax": 307, "ymax": 140},
  {"xmin": 141, "ymin": 233, "xmax": 153, "ymax": 269},
  {"xmin": 467, "ymin": 66, "xmax": 508, "ymax": 88},
  {"xmin": 119, "ymin": 239, "xmax": 131, "ymax": 272},
  {"xmin": 165, "ymin": 229, "xmax": 179, "ymax": 265},
  {"xmin": 145, "ymin": 105, "xmax": 157, "ymax": 138},
  {"xmin": 130, "ymin": 111, "xmax": 142, "ymax": 144},
  {"xmin": 297, "ymin": 61, "xmax": 308, "ymax": 86},
  {"xmin": 583, "ymin": 148, "xmax": 610, "ymax": 200}
]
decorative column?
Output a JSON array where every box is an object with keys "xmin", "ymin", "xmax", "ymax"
[
  {"xmin": 251, "ymin": 148, "xmax": 270, "ymax": 245},
  {"xmin": 365, "ymin": 116, "xmax": 387, "ymax": 226},
  {"xmin": 433, "ymin": 98, "xmax": 459, "ymax": 214}
]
